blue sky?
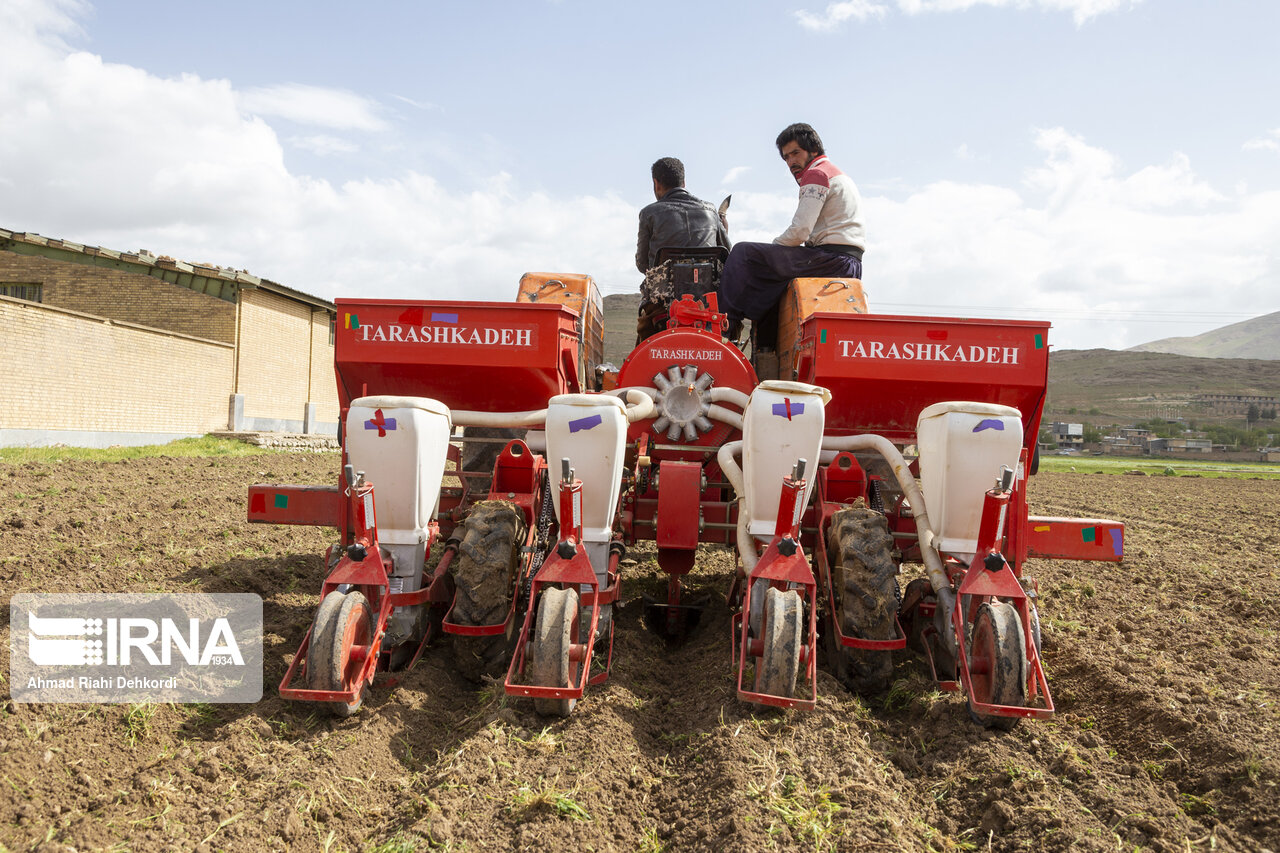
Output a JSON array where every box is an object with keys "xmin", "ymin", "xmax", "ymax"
[{"xmin": 3, "ymin": 0, "xmax": 1278, "ymax": 351}]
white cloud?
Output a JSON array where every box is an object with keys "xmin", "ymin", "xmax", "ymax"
[
  {"xmin": 389, "ymin": 93, "xmax": 439, "ymax": 111},
  {"xmin": 1244, "ymin": 129, "xmax": 1280, "ymax": 154},
  {"xmin": 290, "ymin": 135, "xmax": 360, "ymax": 156},
  {"xmin": 721, "ymin": 166, "xmax": 752, "ymax": 186},
  {"xmin": 238, "ymin": 83, "xmax": 389, "ymax": 132},
  {"xmin": 867, "ymin": 128, "xmax": 1277, "ymax": 349},
  {"xmin": 796, "ymin": 1, "xmax": 889, "ymax": 31},
  {"xmin": 798, "ymin": 0, "xmax": 1141, "ymax": 28},
  {"xmin": 0, "ymin": 11, "xmax": 638, "ymax": 300}
]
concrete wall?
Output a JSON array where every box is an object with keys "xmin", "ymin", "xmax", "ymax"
[
  {"xmin": 0, "ymin": 296, "xmax": 233, "ymax": 447},
  {"xmin": 0, "ymin": 252, "xmax": 237, "ymax": 344}
]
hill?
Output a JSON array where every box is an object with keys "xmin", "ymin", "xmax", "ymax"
[
  {"xmin": 1127, "ymin": 310, "xmax": 1280, "ymax": 360},
  {"xmin": 602, "ymin": 292, "xmax": 641, "ymax": 365},
  {"xmin": 1047, "ymin": 348, "xmax": 1278, "ymax": 425}
]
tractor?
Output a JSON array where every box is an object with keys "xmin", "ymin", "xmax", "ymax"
[{"xmin": 249, "ymin": 270, "xmax": 1123, "ymax": 727}]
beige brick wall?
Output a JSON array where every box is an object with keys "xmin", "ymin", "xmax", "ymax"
[
  {"xmin": 237, "ymin": 288, "xmax": 337, "ymax": 422},
  {"xmin": 0, "ymin": 296, "xmax": 233, "ymax": 433},
  {"xmin": 0, "ymin": 252, "xmax": 238, "ymax": 343}
]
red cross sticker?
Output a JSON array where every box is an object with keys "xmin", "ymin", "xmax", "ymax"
[{"xmin": 364, "ymin": 408, "xmax": 396, "ymax": 437}]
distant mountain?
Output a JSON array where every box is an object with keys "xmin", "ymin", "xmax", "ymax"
[{"xmin": 1127, "ymin": 310, "xmax": 1280, "ymax": 360}]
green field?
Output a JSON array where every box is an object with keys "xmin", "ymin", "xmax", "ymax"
[
  {"xmin": 1037, "ymin": 453, "xmax": 1280, "ymax": 479},
  {"xmin": 0, "ymin": 435, "xmax": 273, "ymax": 465}
]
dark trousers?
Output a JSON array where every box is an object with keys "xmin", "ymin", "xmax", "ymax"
[{"xmin": 717, "ymin": 242, "xmax": 862, "ymax": 328}]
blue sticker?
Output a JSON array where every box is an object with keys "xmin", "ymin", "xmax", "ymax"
[
  {"xmin": 771, "ymin": 401, "xmax": 804, "ymax": 419},
  {"xmin": 973, "ymin": 419, "xmax": 1005, "ymax": 432},
  {"xmin": 569, "ymin": 414, "xmax": 603, "ymax": 433},
  {"xmin": 431, "ymin": 312, "xmax": 459, "ymax": 324}
]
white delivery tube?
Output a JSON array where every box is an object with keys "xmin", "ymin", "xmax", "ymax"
[
  {"xmin": 452, "ymin": 387, "xmax": 656, "ymax": 429},
  {"xmin": 716, "ymin": 440, "xmax": 761, "ymax": 575},
  {"xmin": 819, "ymin": 434, "xmax": 955, "ymax": 617}
]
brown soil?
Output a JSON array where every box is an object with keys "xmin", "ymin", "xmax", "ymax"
[{"xmin": 2, "ymin": 455, "xmax": 1278, "ymax": 852}]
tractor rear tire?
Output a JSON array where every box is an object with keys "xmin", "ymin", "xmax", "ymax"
[
  {"xmin": 968, "ymin": 601, "xmax": 1028, "ymax": 730},
  {"xmin": 826, "ymin": 502, "xmax": 900, "ymax": 695},
  {"xmin": 306, "ymin": 590, "xmax": 371, "ymax": 717},
  {"xmin": 531, "ymin": 587, "xmax": 580, "ymax": 717},
  {"xmin": 755, "ymin": 587, "xmax": 803, "ymax": 700},
  {"xmin": 450, "ymin": 500, "xmax": 526, "ymax": 682}
]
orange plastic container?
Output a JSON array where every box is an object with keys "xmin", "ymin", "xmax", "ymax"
[
  {"xmin": 518, "ymin": 273, "xmax": 604, "ymax": 386},
  {"xmin": 777, "ymin": 278, "xmax": 867, "ymax": 379}
]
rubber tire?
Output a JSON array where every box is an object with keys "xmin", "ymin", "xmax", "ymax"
[
  {"xmin": 532, "ymin": 587, "xmax": 579, "ymax": 717},
  {"xmin": 306, "ymin": 590, "xmax": 371, "ymax": 717},
  {"xmin": 450, "ymin": 500, "xmax": 526, "ymax": 682},
  {"xmin": 968, "ymin": 601, "xmax": 1028, "ymax": 731},
  {"xmin": 755, "ymin": 587, "xmax": 803, "ymax": 700},
  {"xmin": 826, "ymin": 503, "xmax": 899, "ymax": 695}
]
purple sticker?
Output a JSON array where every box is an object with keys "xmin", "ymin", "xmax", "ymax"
[
  {"xmin": 771, "ymin": 401, "xmax": 804, "ymax": 419},
  {"xmin": 569, "ymin": 414, "xmax": 602, "ymax": 433},
  {"xmin": 1109, "ymin": 528, "xmax": 1123, "ymax": 558},
  {"xmin": 430, "ymin": 312, "xmax": 459, "ymax": 324},
  {"xmin": 364, "ymin": 415, "xmax": 397, "ymax": 436},
  {"xmin": 973, "ymin": 418, "xmax": 1005, "ymax": 432}
]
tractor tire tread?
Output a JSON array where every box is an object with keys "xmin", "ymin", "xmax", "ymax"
[
  {"xmin": 826, "ymin": 501, "xmax": 899, "ymax": 695},
  {"xmin": 450, "ymin": 500, "xmax": 526, "ymax": 682}
]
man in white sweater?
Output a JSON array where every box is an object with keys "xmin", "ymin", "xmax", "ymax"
[{"xmin": 718, "ymin": 123, "xmax": 864, "ymax": 347}]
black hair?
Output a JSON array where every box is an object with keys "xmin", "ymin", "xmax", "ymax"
[
  {"xmin": 650, "ymin": 157, "xmax": 685, "ymax": 190},
  {"xmin": 775, "ymin": 123, "xmax": 825, "ymax": 156}
]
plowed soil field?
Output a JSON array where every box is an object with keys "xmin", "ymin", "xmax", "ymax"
[{"xmin": 2, "ymin": 454, "xmax": 1278, "ymax": 852}]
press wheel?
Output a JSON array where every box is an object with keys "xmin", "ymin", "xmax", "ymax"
[
  {"xmin": 755, "ymin": 587, "xmax": 803, "ymax": 700},
  {"xmin": 306, "ymin": 590, "xmax": 372, "ymax": 717},
  {"xmin": 531, "ymin": 587, "xmax": 580, "ymax": 717},
  {"xmin": 968, "ymin": 601, "xmax": 1027, "ymax": 730}
]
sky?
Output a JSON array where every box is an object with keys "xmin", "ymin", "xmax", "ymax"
[{"xmin": 2, "ymin": 0, "xmax": 1278, "ymax": 352}]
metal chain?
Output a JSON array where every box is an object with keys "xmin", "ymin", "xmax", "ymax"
[
  {"xmin": 523, "ymin": 472, "xmax": 556, "ymax": 600},
  {"xmin": 868, "ymin": 478, "xmax": 885, "ymax": 513}
]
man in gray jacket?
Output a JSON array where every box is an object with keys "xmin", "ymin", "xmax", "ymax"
[
  {"xmin": 636, "ymin": 157, "xmax": 730, "ymax": 273},
  {"xmin": 635, "ymin": 158, "xmax": 731, "ymax": 342}
]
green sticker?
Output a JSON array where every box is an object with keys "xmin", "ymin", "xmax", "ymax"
[
  {"xmin": 820, "ymin": 329, "xmax": 827, "ymax": 344},
  {"xmin": 1034, "ymin": 333, "xmax": 1044, "ymax": 349},
  {"xmin": 274, "ymin": 494, "xmax": 289, "ymax": 509},
  {"xmin": 1081, "ymin": 526, "xmax": 1096, "ymax": 542}
]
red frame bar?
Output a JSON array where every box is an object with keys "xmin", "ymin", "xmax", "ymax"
[{"xmin": 248, "ymin": 484, "xmax": 342, "ymax": 526}]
